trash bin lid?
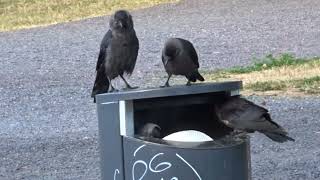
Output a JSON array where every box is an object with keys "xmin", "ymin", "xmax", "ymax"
[{"xmin": 96, "ymin": 81, "xmax": 242, "ymax": 103}]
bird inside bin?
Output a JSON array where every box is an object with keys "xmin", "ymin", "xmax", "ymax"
[
  {"xmin": 138, "ymin": 95, "xmax": 295, "ymax": 144},
  {"xmin": 138, "ymin": 123, "xmax": 213, "ymax": 142}
]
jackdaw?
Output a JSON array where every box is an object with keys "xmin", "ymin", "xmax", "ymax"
[
  {"xmin": 137, "ymin": 123, "xmax": 161, "ymax": 138},
  {"xmin": 91, "ymin": 10, "xmax": 139, "ymax": 102},
  {"xmin": 214, "ymin": 95, "xmax": 295, "ymax": 143},
  {"xmin": 161, "ymin": 38, "xmax": 204, "ymax": 87}
]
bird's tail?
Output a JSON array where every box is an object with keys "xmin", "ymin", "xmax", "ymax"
[
  {"xmin": 195, "ymin": 71, "xmax": 205, "ymax": 81},
  {"xmin": 263, "ymin": 131, "xmax": 295, "ymax": 143},
  {"xmin": 91, "ymin": 71, "xmax": 109, "ymax": 103},
  {"xmin": 189, "ymin": 71, "xmax": 205, "ymax": 82}
]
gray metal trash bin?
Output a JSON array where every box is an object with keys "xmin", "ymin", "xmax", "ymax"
[{"xmin": 95, "ymin": 81, "xmax": 251, "ymax": 180}]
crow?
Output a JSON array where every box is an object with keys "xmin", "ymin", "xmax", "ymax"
[
  {"xmin": 161, "ymin": 38, "xmax": 204, "ymax": 87},
  {"xmin": 91, "ymin": 10, "xmax": 139, "ymax": 102},
  {"xmin": 214, "ymin": 95, "xmax": 295, "ymax": 143},
  {"xmin": 137, "ymin": 123, "xmax": 161, "ymax": 138}
]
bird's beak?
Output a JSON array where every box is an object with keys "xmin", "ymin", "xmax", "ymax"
[
  {"xmin": 118, "ymin": 21, "xmax": 123, "ymax": 28},
  {"xmin": 221, "ymin": 120, "xmax": 229, "ymax": 125},
  {"xmin": 114, "ymin": 20, "xmax": 123, "ymax": 29},
  {"xmin": 155, "ymin": 125, "xmax": 161, "ymax": 131}
]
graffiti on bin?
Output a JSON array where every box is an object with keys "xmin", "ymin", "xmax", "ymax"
[
  {"xmin": 131, "ymin": 144, "xmax": 202, "ymax": 180},
  {"xmin": 113, "ymin": 169, "xmax": 120, "ymax": 180}
]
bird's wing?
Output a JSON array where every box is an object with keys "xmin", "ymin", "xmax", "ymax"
[
  {"xmin": 227, "ymin": 97, "xmax": 283, "ymax": 132},
  {"xmin": 96, "ymin": 30, "xmax": 112, "ymax": 71},
  {"xmin": 238, "ymin": 98, "xmax": 283, "ymax": 129},
  {"xmin": 244, "ymin": 114, "xmax": 278, "ymax": 130},
  {"xmin": 217, "ymin": 96, "xmax": 252, "ymax": 120},
  {"xmin": 126, "ymin": 33, "xmax": 139, "ymax": 74},
  {"xmin": 240, "ymin": 97, "xmax": 269, "ymax": 112},
  {"xmin": 217, "ymin": 96, "xmax": 269, "ymax": 125},
  {"xmin": 178, "ymin": 38, "xmax": 199, "ymax": 68},
  {"xmin": 217, "ymin": 96, "xmax": 293, "ymax": 142},
  {"xmin": 91, "ymin": 30, "xmax": 112, "ymax": 101},
  {"xmin": 91, "ymin": 65, "xmax": 109, "ymax": 100}
]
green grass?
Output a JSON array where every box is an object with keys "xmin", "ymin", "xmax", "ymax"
[
  {"xmin": 0, "ymin": 0, "xmax": 178, "ymax": 31},
  {"xmin": 228, "ymin": 54, "xmax": 315, "ymax": 74},
  {"xmin": 246, "ymin": 76, "xmax": 320, "ymax": 94},
  {"xmin": 204, "ymin": 54, "xmax": 320, "ymax": 95},
  {"xmin": 246, "ymin": 81, "xmax": 287, "ymax": 91},
  {"xmin": 296, "ymin": 76, "xmax": 320, "ymax": 94}
]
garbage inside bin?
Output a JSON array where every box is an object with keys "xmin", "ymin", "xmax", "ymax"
[{"xmin": 162, "ymin": 130, "xmax": 213, "ymax": 142}]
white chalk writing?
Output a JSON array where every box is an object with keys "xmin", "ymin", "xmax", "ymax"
[
  {"xmin": 113, "ymin": 169, "xmax": 120, "ymax": 180},
  {"xmin": 131, "ymin": 145, "xmax": 202, "ymax": 180},
  {"xmin": 176, "ymin": 153, "xmax": 202, "ymax": 180},
  {"xmin": 132, "ymin": 160, "xmax": 148, "ymax": 180}
]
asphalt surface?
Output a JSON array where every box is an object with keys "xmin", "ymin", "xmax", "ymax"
[{"xmin": 1, "ymin": 0, "xmax": 320, "ymax": 179}]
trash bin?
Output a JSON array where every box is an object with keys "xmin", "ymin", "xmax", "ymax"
[{"xmin": 96, "ymin": 81, "xmax": 251, "ymax": 180}]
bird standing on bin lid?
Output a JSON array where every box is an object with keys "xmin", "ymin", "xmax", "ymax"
[
  {"xmin": 214, "ymin": 95, "xmax": 295, "ymax": 143},
  {"xmin": 91, "ymin": 10, "xmax": 139, "ymax": 102},
  {"xmin": 161, "ymin": 38, "xmax": 205, "ymax": 87}
]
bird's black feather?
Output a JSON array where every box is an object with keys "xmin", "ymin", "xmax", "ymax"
[
  {"xmin": 176, "ymin": 38, "xmax": 199, "ymax": 68},
  {"xmin": 124, "ymin": 34, "xmax": 139, "ymax": 75},
  {"xmin": 91, "ymin": 30, "xmax": 112, "ymax": 102},
  {"xmin": 215, "ymin": 95, "xmax": 295, "ymax": 143},
  {"xmin": 96, "ymin": 30, "xmax": 112, "ymax": 71}
]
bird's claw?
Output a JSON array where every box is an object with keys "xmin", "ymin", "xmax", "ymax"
[
  {"xmin": 160, "ymin": 82, "xmax": 170, "ymax": 88},
  {"xmin": 230, "ymin": 131, "xmax": 247, "ymax": 138},
  {"xmin": 109, "ymin": 88, "xmax": 119, "ymax": 92},
  {"xmin": 123, "ymin": 86, "xmax": 139, "ymax": 90},
  {"xmin": 160, "ymin": 84, "xmax": 170, "ymax": 88},
  {"xmin": 128, "ymin": 86, "xmax": 139, "ymax": 89}
]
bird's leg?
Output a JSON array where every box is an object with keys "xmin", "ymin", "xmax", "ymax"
[
  {"xmin": 160, "ymin": 74, "xmax": 171, "ymax": 88},
  {"xmin": 109, "ymin": 84, "xmax": 115, "ymax": 92},
  {"xmin": 230, "ymin": 129, "xmax": 241, "ymax": 135},
  {"xmin": 230, "ymin": 130, "xmax": 247, "ymax": 137},
  {"xmin": 120, "ymin": 75, "xmax": 138, "ymax": 90},
  {"xmin": 108, "ymin": 79, "xmax": 119, "ymax": 92},
  {"xmin": 186, "ymin": 80, "xmax": 191, "ymax": 86}
]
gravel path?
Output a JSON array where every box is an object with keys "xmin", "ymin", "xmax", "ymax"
[{"xmin": 1, "ymin": 0, "xmax": 320, "ymax": 179}]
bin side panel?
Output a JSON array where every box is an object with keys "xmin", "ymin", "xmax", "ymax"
[
  {"xmin": 97, "ymin": 102, "xmax": 124, "ymax": 180},
  {"xmin": 123, "ymin": 137, "xmax": 250, "ymax": 180}
]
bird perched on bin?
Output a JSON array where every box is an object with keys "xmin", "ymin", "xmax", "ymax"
[
  {"xmin": 91, "ymin": 10, "xmax": 139, "ymax": 102},
  {"xmin": 161, "ymin": 38, "xmax": 204, "ymax": 87}
]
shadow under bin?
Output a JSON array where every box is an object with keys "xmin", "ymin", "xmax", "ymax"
[{"xmin": 95, "ymin": 81, "xmax": 251, "ymax": 180}]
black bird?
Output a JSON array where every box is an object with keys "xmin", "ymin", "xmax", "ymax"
[
  {"xmin": 137, "ymin": 123, "xmax": 161, "ymax": 138},
  {"xmin": 214, "ymin": 95, "xmax": 295, "ymax": 143},
  {"xmin": 161, "ymin": 38, "xmax": 204, "ymax": 87},
  {"xmin": 91, "ymin": 10, "xmax": 139, "ymax": 102}
]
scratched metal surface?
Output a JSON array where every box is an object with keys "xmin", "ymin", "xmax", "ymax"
[{"xmin": 122, "ymin": 137, "xmax": 250, "ymax": 180}]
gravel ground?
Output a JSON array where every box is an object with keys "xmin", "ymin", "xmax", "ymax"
[{"xmin": 0, "ymin": 0, "xmax": 320, "ymax": 179}]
